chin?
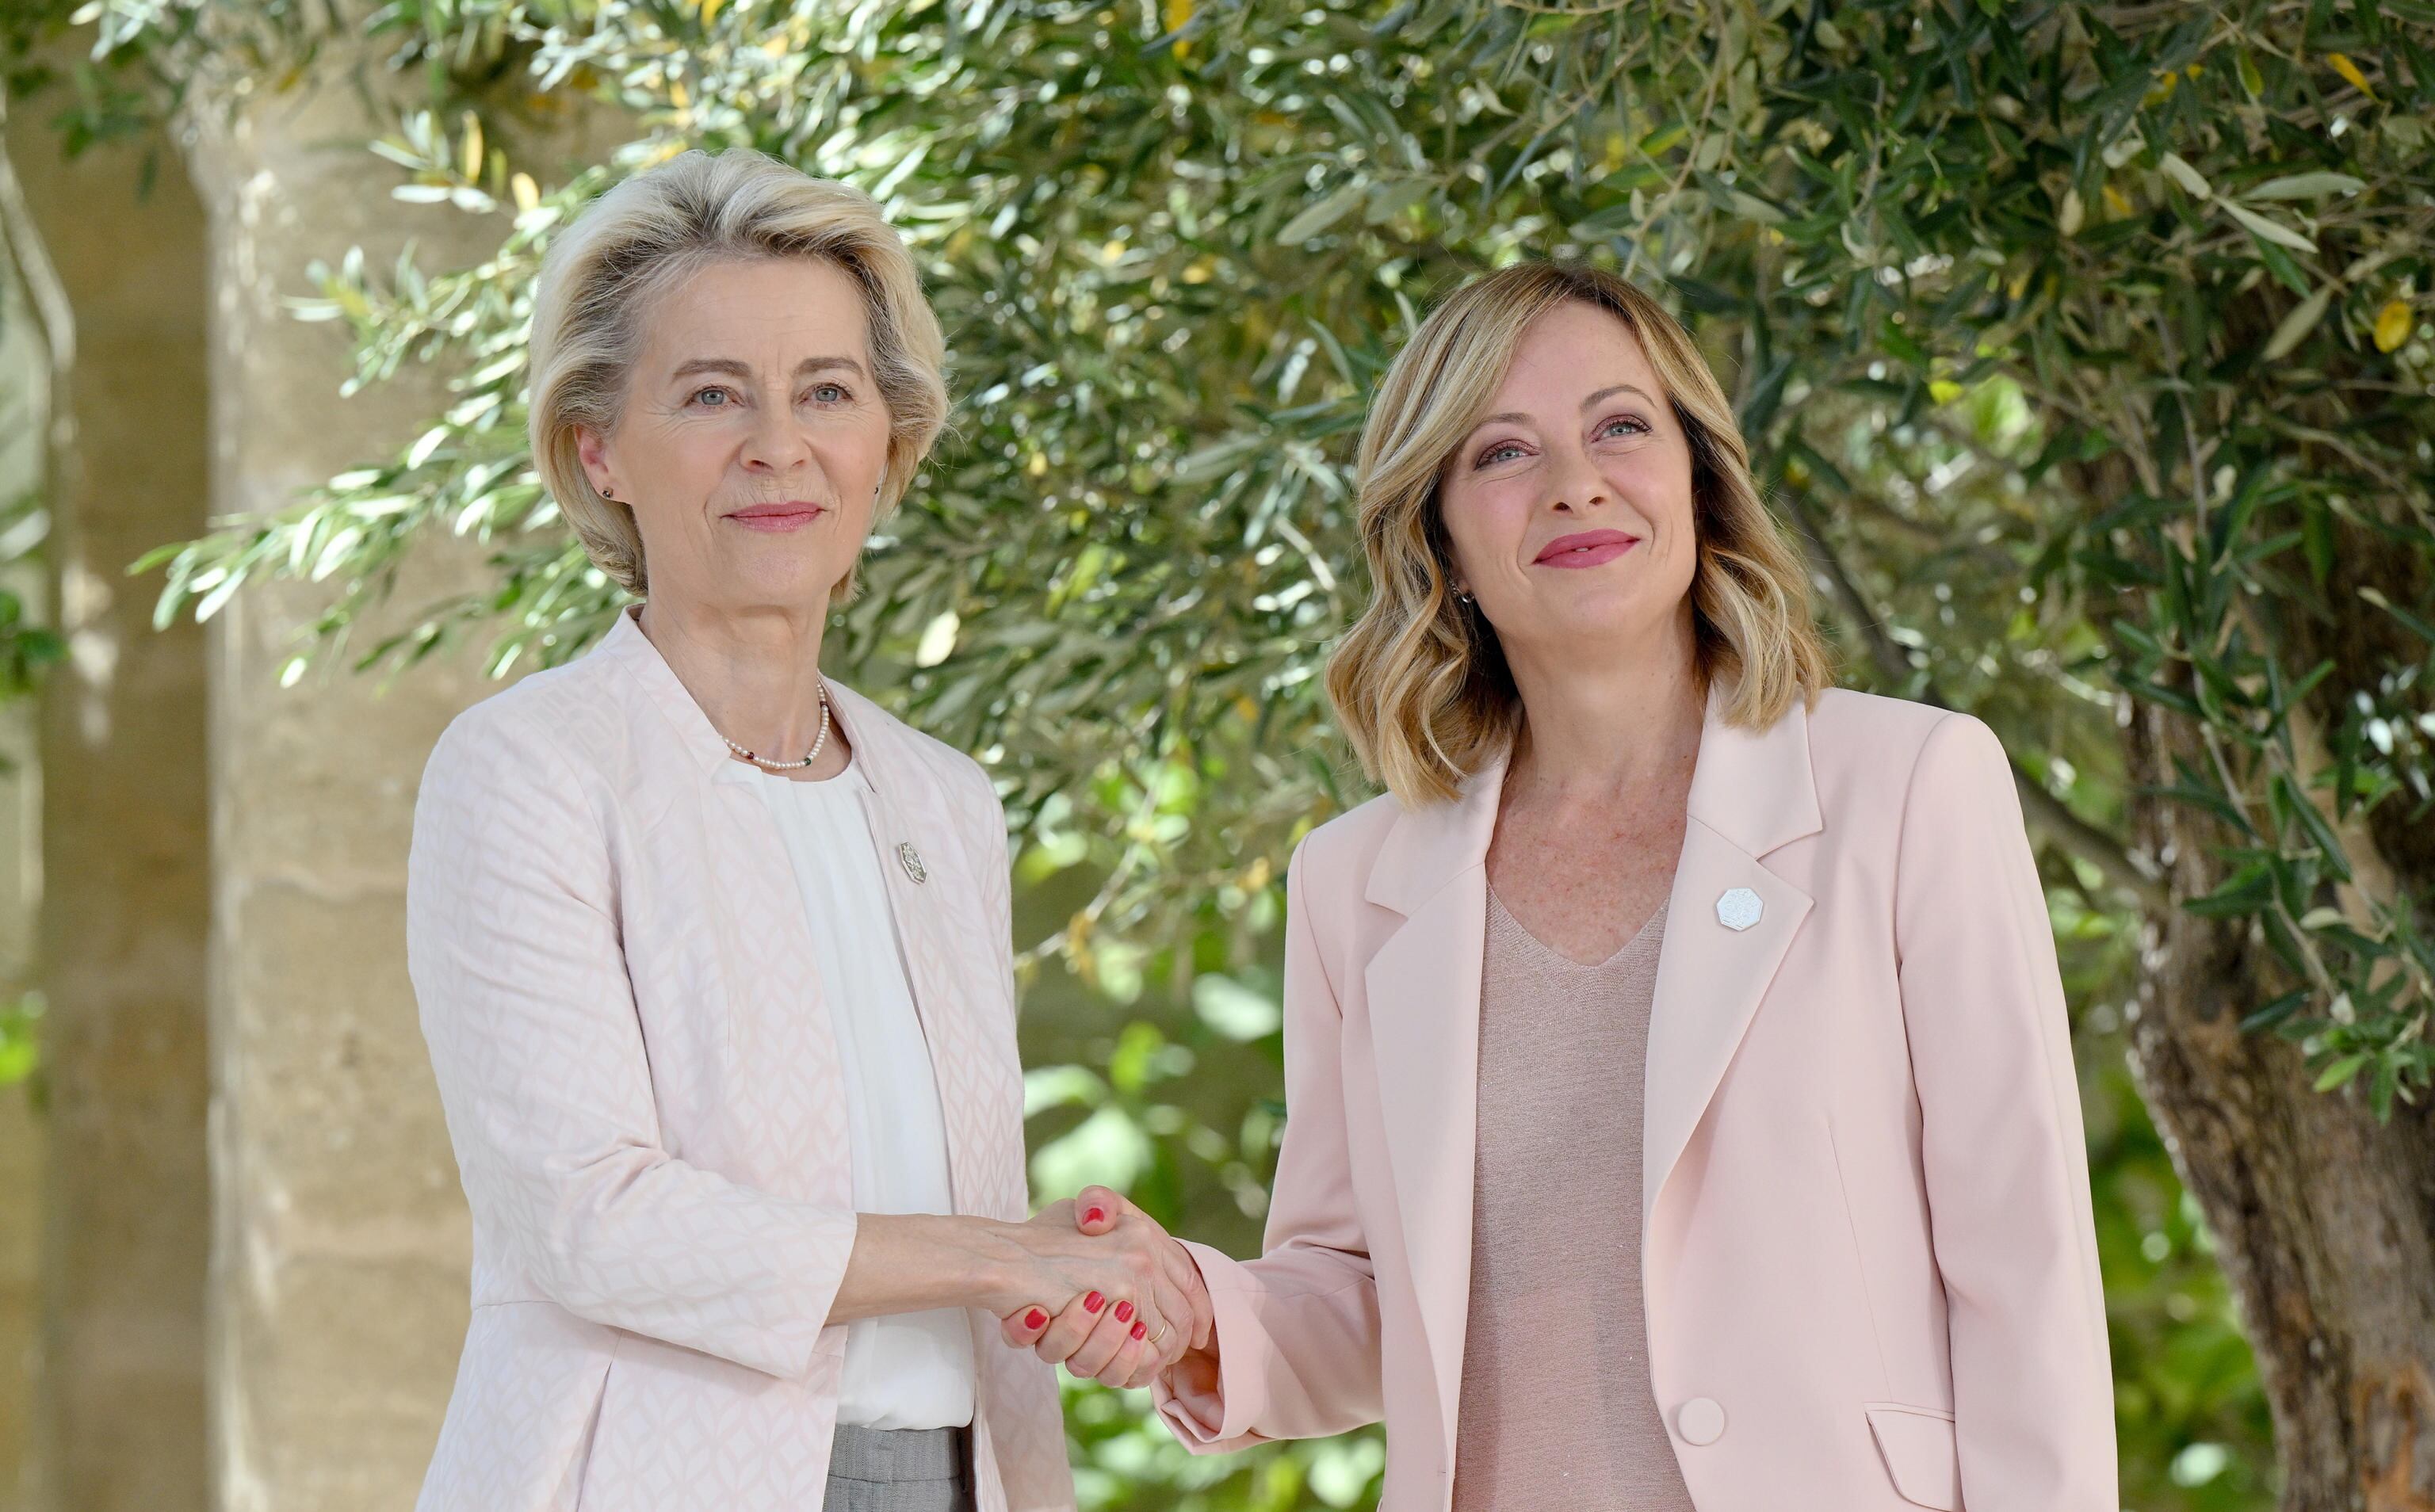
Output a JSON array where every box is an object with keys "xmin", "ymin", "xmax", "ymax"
[
  {"xmin": 724, "ymin": 552, "xmax": 851, "ymax": 615},
  {"xmin": 1539, "ymin": 582, "xmax": 1656, "ymax": 636}
]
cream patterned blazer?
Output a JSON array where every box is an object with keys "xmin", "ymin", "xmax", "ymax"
[{"xmin": 406, "ymin": 605, "xmax": 1072, "ymax": 1512}]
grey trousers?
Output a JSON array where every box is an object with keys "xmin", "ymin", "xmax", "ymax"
[{"xmin": 823, "ymin": 1423, "xmax": 977, "ymax": 1512}]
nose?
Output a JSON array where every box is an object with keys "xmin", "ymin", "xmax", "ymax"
[
  {"xmin": 1543, "ymin": 441, "xmax": 1608, "ymax": 514},
  {"xmin": 740, "ymin": 403, "xmax": 815, "ymax": 479}
]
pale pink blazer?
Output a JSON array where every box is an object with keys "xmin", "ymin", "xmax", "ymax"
[
  {"xmin": 406, "ymin": 607, "xmax": 1072, "ymax": 1512},
  {"xmin": 1155, "ymin": 684, "xmax": 2116, "ymax": 1511}
]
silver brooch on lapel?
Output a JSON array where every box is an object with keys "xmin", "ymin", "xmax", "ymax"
[
  {"xmin": 898, "ymin": 842, "xmax": 928, "ymax": 885},
  {"xmin": 1715, "ymin": 887, "xmax": 1764, "ymax": 931}
]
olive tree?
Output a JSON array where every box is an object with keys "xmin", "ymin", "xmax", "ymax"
[{"xmin": 10, "ymin": 0, "xmax": 2433, "ymax": 1505}]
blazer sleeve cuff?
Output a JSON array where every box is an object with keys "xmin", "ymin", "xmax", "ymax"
[{"xmin": 1153, "ymin": 1240, "xmax": 1273, "ymax": 1451}]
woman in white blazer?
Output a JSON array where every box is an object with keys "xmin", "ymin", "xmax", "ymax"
[
  {"xmin": 405, "ymin": 147, "xmax": 1207, "ymax": 1512},
  {"xmin": 1011, "ymin": 262, "xmax": 2117, "ymax": 1510}
]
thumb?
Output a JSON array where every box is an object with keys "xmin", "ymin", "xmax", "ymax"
[
  {"xmin": 1073, "ymin": 1186, "xmax": 1126, "ymax": 1235},
  {"xmin": 1000, "ymin": 1303, "xmax": 1052, "ymax": 1350}
]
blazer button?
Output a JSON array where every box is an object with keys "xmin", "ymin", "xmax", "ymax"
[{"xmin": 1676, "ymin": 1397, "xmax": 1726, "ymax": 1445}]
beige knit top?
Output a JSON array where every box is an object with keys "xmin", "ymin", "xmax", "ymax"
[{"xmin": 1451, "ymin": 887, "xmax": 1696, "ymax": 1511}]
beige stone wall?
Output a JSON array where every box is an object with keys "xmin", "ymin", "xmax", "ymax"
[
  {"xmin": 186, "ymin": 71, "xmax": 625, "ymax": 1512},
  {"xmin": 6, "ymin": 40, "xmax": 625, "ymax": 1507},
  {"xmin": 185, "ymin": 91, "xmax": 496, "ymax": 1512},
  {"xmin": 11, "ymin": 97, "xmax": 216, "ymax": 1512},
  {"xmin": 0, "ymin": 174, "xmax": 53, "ymax": 1512}
]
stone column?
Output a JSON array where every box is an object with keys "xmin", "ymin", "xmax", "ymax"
[
  {"xmin": 9, "ymin": 93, "xmax": 216, "ymax": 1512},
  {"xmin": 0, "ymin": 177, "xmax": 52, "ymax": 1506},
  {"xmin": 182, "ymin": 78, "xmax": 505, "ymax": 1511},
  {"xmin": 185, "ymin": 66, "xmax": 628, "ymax": 1509},
  {"xmin": 0, "ymin": 120, "xmax": 58, "ymax": 1508}
]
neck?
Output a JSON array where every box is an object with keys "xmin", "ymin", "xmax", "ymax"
[
  {"xmin": 1500, "ymin": 603, "xmax": 1705, "ymax": 804},
  {"xmin": 635, "ymin": 596, "xmax": 836, "ymax": 762}
]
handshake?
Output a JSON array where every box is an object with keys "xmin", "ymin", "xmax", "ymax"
[{"xmin": 991, "ymin": 1185, "xmax": 1217, "ymax": 1393}]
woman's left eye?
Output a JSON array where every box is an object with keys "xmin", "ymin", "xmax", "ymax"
[
  {"xmin": 806, "ymin": 384, "xmax": 849, "ymax": 404},
  {"xmin": 1596, "ymin": 415, "xmax": 1648, "ymax": 440}
]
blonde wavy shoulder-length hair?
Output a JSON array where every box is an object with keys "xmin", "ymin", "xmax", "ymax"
[
  {"xmin": 527, "ymin": 147, "xmax": 949, "ymax": 598},
  {"xmin": 1324, "ymin": 262, "xmax": 1833, "ymax": 808}
]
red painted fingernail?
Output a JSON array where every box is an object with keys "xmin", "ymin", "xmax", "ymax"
[
  {"xmin": 1131, "ymin": 1321, "xmax": 1148, "ymax": 1340},
  {"xmin": 1085, "ymin": 1208, "xmax": 1106, "ymax": 1224},
  {"xmin": 1115, "ymin": 1301, "xmax": 1134, "ymax": 1323},
  {"xmin": 1024, "ymin": 1309, "xmax": 1046, "ymax": 1330},
  {"xmin": 1084, "ymin": 1292, "xmax": 1104, "ymax": 1313}
]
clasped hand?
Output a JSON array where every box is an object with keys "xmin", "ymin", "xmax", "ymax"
[{"xmin": 995, "ymin": 1186, "xmax": 1212, "ymax": 1391}]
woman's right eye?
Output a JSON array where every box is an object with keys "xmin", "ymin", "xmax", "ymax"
[
  {"xmin": 1475, "ymin": 441, "xmax": 1527, "ymax": 468},
  {"xmin": 690, "ymin": 386, "xmax": 736, "ymax": 408}
]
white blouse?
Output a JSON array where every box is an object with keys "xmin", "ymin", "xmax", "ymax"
[{"xmin": 755, "ymin": 756, "xmax": 977, "ymax": 1430}]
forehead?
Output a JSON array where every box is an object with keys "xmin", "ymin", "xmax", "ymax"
[
  {"xmin": 643, "ymin": 256, "xmax": 872, "ymax": 358},
  {"xmin": 1486, "ymin": 299, "xmax": 1664, "ymax": 411}
]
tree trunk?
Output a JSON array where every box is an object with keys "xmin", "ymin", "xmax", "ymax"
[{"xmin": 2123, "ymin": 695, "xmax": 2435, "ymax": 1511}]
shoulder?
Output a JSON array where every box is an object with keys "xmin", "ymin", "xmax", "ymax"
[
  {"xmin": 1802, "ymin": 685, "xmax": 1957, "ymax": 758},
  {"xmin": 413, "ymin": 652, "xmax": 656, "ymax": 851},
  {"xmin": 1802, "ymin": 686, "xmax": 2013, "ymax": 827},
  {"xmin": 1289, "ymin": 790, "xmax": 1404, "ymax": 897},
  {"xmin": 422, "ymin": 655, "xmax": 622, "ymax": 789}
]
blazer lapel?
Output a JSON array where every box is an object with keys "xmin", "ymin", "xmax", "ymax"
[
  {"xmin": 598, "ymin": 601, "xmax": 1023, "ymax": 1221},
  {"xmin": 597, "ymin": 606, "xmax": 857, "ymax": 1209},
  {"xmin": 828, "ymin": 686, "xmax": 1025, "ymax": 1225},
  {"xmin": 1642, "ymin": 684, "xmax": 1821, "ymax": 1232},
  {"xmin": 1364, "ymin": 755, "xmax": 1505, "ymax": 1462}
]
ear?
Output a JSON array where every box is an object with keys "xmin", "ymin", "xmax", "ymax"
[{"xmin": 575, "ymin": 425, "xmax": 616, "ymax": 498}]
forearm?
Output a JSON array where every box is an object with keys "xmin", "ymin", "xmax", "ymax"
[
  {"xmin": 1155, "ymin": 1239, "xmax": 1383, "ymax": 1448},
  {"xmin": 828, "ymin": 1212, "xmax": 1035, "ymax": 1327}
]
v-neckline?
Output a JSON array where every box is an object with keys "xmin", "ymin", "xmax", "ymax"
[{"xmin": 1486, "ymin": 884, "xmax": 1669, "ymax": 972}]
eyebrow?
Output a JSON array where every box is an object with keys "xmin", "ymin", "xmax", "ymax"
[
  {"xmin": 666, "ymin": 355, "xmax": 868, "ymax": 384},
  {"xmin": 1469, "ymin": 383, "xmax": 1659, "ymax": 432}
]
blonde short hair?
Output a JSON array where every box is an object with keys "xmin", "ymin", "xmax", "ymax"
[
  {"xmin": 527, "ymin": 147, "xmax": 949, "ymax": 597},
  {"xmin": 1324, "ymin": 262, "xmax": 1833, "ymax": 807}
]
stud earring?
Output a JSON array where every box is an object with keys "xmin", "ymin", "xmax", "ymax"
[{"xmin": 600, "ymin": 486, "xmax": 616, "ymax": 499}]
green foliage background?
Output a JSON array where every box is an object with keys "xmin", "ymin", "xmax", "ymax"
[{"xmin": 16, "ymin": 0, "xmax": 2435, "ymax": 1505}]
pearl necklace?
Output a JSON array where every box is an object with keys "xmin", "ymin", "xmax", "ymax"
[{"xmin": 722, "ymin": 682, "xmax": 832, "ymax": 771}]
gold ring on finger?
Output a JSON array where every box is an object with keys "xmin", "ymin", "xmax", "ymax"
[{"xmin": 1148, "ymin": 1322, "xmax": 1168, "ymax": 1345}]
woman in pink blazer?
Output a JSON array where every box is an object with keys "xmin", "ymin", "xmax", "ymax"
[
  {"xmin": 1015, "ymin": 262, "xmax": 2116, "ymax": 1509},
  {"xmin": 405, "ymin": 148, "xmax": 1203, "ymax": 1512}
]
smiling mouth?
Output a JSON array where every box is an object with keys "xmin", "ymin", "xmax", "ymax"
[
  {"xmin": 1535, "ymin": 530, "xmax": 1640, "ymax": 567},
  {"xmin": 724, "ymin": 502, "xmax": 828, "ymax": 532}
]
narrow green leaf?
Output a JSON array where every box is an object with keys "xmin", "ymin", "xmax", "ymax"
[
  {"xmin": 2223, "ymin": 200, "xmax": 2318, "ymax": 254},
  {"xmin": 1276, "ymin": 182, "xmax": 1364, "ymax": 245},
  {"xmin": 2358, "ymin": 585, "xmax": 2435, "ymax": 645},
  {"xmin": 2246, "ymin": 172, "xmax": 2365, "ymax": 200},
  {"xmin": 2314, "ymin": 1052, "xmax": 2371, "ymax": 1092},
  {"xmin": 2239, "ymin": 989, "xmax": 2310, "ymax": 1033},
  {"xmin": 2160, "ymin": 151, "xmax": 2212, "ymax": 200},
  {"xmin": 2261, "ymin": 286, "xmax": 2333, "ymax": 362}
]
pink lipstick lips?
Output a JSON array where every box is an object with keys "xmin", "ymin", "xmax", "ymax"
[
  {"xmin": 1534, "ymin": 529, "xmax": 1639, "ymax": 567},
  {"xmin": 724, "ymin": 500, "xmax": 828, "ymax": 533}
]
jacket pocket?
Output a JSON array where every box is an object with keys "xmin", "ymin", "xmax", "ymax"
[
  {"xmin": 1864, "ymin": 1402, "xmax": 1961, "ymax": 1510},
  {"xmin": 568, "ymin": 1334, "xmax": 623, "ymax": 1512}
]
